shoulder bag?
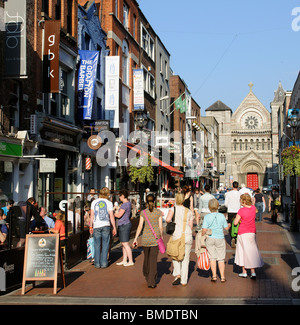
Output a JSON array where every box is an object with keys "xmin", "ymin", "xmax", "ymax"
[
  {"xmin": 166, "ymin": 207, "xmax": 176, "ymax": 235},
  {"xmin": 166, "ymin": 207, "xmax": 188, "ymax": 261},
  {"xmin": 143, "ymin": 210, "xmax": 166, "ymax": 254}
]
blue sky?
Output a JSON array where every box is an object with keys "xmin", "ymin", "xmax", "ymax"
[{"xmin": 139, "ymin": 0, "xmax": 300, "ymax": 114}]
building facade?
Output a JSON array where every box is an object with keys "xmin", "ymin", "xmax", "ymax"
[{"xmin": 206, "ymin": 83, "xmax": 277, "ymax": 189}]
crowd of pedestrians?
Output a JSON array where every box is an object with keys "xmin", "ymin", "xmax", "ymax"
[{"xmin": 0, "ymin": 181, "xmax": 275, "ymax": 288}]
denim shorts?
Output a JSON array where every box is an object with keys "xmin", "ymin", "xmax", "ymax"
[{"xmin": 118, "ymin": 222, "xmax": 132, "ymax": 242}]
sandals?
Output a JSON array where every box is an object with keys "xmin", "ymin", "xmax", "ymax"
[{"xmin": 211, "ymin": 277, "xmax": 227, "ymax": 283}]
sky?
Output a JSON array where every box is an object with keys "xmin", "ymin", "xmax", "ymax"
[{"xmin": 138, "ymin": 0, "xmax": 300, "ymax": 114}]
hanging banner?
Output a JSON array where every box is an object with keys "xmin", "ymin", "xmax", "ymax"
[
  {"xmin": 133, "ymin": 69, "xmax": 144, "ymax": 111},
  {"xmin": 4, "ymin": 0, "xmax": 27, "ymax": 77},
  {"xmin": 105, "ymin": 56, "xmax": 120, "ymax": 128},
  {"xmin": 43, "ymin": 20, "xmax": 60, "ymax": 93},
  {"xmin": 78, "ymin": 50, "xmax": 99, "ymax": 120}
]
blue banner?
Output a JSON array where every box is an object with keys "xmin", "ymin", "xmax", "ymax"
[{"xmin": 78, "ymin": 50, "xmax": 99, "ymax": 120}]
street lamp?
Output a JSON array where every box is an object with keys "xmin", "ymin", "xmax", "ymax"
[
  {"xmin": 287, "ymin": 108, "xmax": 300, "ymax": 232},
  {"xmin": 134, "ymin": 111, "xmax": 148, "ymax": 129},
  {"xmin": 134, "ymin": 111, "xmax": 148, "ymax": 210}
]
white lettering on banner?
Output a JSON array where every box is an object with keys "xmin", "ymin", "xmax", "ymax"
[{"xmin": 5, "ymin": 11, "xmax": 25, "ymax": 49}]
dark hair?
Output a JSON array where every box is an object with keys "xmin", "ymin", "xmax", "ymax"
[
  {"xmin": 232, "ymin": 181, "xmax": 239, "ymax": 189},
  {"xmin": 119, "ymin": 189, "xmax": 129, "ymax": 199},
  {"xmin": 204, "ymin": 184, "xmax": 210, "ymax": 192},
  {"xmin": 146, "ymin": 194, "xmax": 155, "ymax": 212},
  {"xmin": 182, "ymin": 185, "xmax": 189, "ymax": 194},
  {"xmin": 0, "ymin": 208, "xmax": 4, "ymax": 217}
]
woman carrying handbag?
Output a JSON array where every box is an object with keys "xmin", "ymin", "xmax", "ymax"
[
  {"xmin": 166, "ymin": 193, "xmax": 194, "ymax": 286},
  {"xmin": 132, "ymin": 194, "xmax": 163, "ymax": 288}
]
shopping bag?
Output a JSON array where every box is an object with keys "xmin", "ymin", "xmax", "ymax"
[
  {"xmin": 197, "ymin": 249, "xmax": 210, "ymax": 271},
  {"xmin": 87, "ymin": 237, "xmax": 94, "ymax": 259},
  {"xmin": 231, "ymin": 222, "xmax": 239, "ymax": 238}
]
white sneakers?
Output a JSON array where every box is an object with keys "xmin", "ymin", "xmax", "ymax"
[{"xmin": 238, "ymin": 272, "xmax": 256, "ymax": 279}]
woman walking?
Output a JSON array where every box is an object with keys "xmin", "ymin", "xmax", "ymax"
[
  {"xmin": 234, "ymin": 194, "xmax": 264, "ymax": 279},
  {"xmin": 253, "ymin": 188, "xmax": 265, "ymax": 222},
  {"xmin": 132, "ymin": 194, "xmax": 163, "ymax": 288},
  {"xmin": 202, "ymin": 198, "xmax": 231, "ymax": 282},
  {"xmin": 166, "ymin": 193, "xmax": 194, "ymax": 286},
  {"xmin": 114, "ymin": 189, "xmax": 134, "ymax": 266}
]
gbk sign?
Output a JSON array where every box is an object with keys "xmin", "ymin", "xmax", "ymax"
[{"xmin": 43, "ymin": 20, "xmax": 60, "ymax": 93}]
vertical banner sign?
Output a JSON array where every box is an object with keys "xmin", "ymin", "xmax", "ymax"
[
  {"xmin": 43, "ymin": 20, "xmax": 60, "ymax": 93},
  {"xmin": 78, "ymin": 50, "xmax": 99, "ymax": 120},
  {"xmin": 133, "ymin": 69, "xmax": 144, "ymax": 111},
  {"xmin": 105, "ymin": 56, "xmax": 120, "ymax": 128},
  {"xmin": 4, "ymin": 0, "xmax": 27, "ymax": 77}
]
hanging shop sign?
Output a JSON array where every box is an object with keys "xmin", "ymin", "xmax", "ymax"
[
  {"xmin": 133, "ymin": 69, "xmax": 144, "ymax": 111},
  {"xmin": 105, "ymin": 56, "xmax": 120, "ymax": 128},
  {"xmin": 43, "ymin": 20, "xmax": 60, "ymax": 93},
  {"xmin": 4, "ymin": 0, "xmax": 27, "ymax": 77},
  {"xmin": 78, "ymin": 50, "xmax": 99, "ymax": 120}
]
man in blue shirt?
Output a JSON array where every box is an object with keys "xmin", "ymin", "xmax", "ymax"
[{"xmin": 30, "ymin": 207, "xmax": 55, "ymax": 231}]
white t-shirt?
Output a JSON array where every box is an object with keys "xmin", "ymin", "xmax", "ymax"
[
  {"xmin": 225, "ymin": 190, "xmax": 241, "ymax": 213},
  {"xmin": 91, "ymin": 198, "xmax": 113, "ymax": 229}
]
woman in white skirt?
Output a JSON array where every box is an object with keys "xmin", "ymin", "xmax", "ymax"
[{"xmin": 233, "ymin": 193, "xmax": 264, "ymax": 279}]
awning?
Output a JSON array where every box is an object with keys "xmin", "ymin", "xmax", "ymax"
[{"xmin": 125, "ymin": 143, "xmax": 184, "ymax": 177}]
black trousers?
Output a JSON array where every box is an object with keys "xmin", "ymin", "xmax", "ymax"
[{"xmin": 143, "ymin": 246, "xmax": 158, "ymax": 287}]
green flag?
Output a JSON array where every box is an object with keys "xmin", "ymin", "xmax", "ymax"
[
  {"xmin": 174, "ymin": 95, "xmax": 183, "ymax": 111},
  {"xmin": 180, "ymin": 98, "xmax": 187, "ymax": 113}
]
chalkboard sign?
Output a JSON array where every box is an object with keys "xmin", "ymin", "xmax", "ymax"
[{"xmin": 21, "ymin": 234, "xmax": 65, "ymax": 295}]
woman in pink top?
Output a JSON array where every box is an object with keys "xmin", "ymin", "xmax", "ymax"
[{"xmin": 233, "ymin": 194, "xmax": 264, "ymax": 279}]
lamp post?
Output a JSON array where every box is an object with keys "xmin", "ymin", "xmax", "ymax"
[{"xmin": 287, "ymin": 108, "xmax": 300, "ymax": 232}]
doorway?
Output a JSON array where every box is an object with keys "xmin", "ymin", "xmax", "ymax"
[{"xmin": 247, "ymin": 173, "xmax": 258, "ymax": 190}]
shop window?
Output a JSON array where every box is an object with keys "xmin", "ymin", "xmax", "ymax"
[{"xmin": 0, "ymin": 161, "xmax": 13, "ymax": 206}]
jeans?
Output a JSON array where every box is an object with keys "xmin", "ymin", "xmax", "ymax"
[
  {"xmin": 93, "ymin": 226, "xmax": 111, "ymax": 268},
  {"xmin": 255, "ymin": 202, "xmax": 264, "ymax": 222}
]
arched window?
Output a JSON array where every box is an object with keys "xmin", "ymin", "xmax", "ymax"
[{"xmin": 220, "ymin": 151, "xmax": 226, "ymax": 164}]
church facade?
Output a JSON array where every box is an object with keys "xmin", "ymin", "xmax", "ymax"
[{"xmin": 205, "ymin": 83, "xmax": 282, "ymax": 189}]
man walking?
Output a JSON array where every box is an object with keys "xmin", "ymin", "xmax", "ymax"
[
  {"xmin": 89, "ymin": 187, "xmax": 117, "ymax": 269},
  {"xmin": 196, "ymin": 184, "xmax": 214, "ymax": 230},
  {"xmin": 225, "ymin": 181, "xmax": 241, "ymax": 248}
]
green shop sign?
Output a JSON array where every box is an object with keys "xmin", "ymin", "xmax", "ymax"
[{"xmin": 0, "ymin": 141, "xmax": 22, "ymax": 157}]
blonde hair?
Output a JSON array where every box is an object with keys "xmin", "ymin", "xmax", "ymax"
[
  {"xmin": 240, "ymin": 193, "xmax": 252, "ymax": 206},
  {"xmin": 99, "ymin": 187, "xmax": 110, "ymax": 199},
  {"xmin": 208, "ymin": 198, "xmax": 219, "ymax": 212},
  {"xmin": 56, "ymin": 211, "xmax": 65, "ymax": 221},
  {"xmin": 175, "ymin": 193, "xmax": 185, "ymax": 206}
]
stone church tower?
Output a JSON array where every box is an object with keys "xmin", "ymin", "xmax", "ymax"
[{"xmin": 206, "ymin": 83, "xmax": 277, "ymax": 189}]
